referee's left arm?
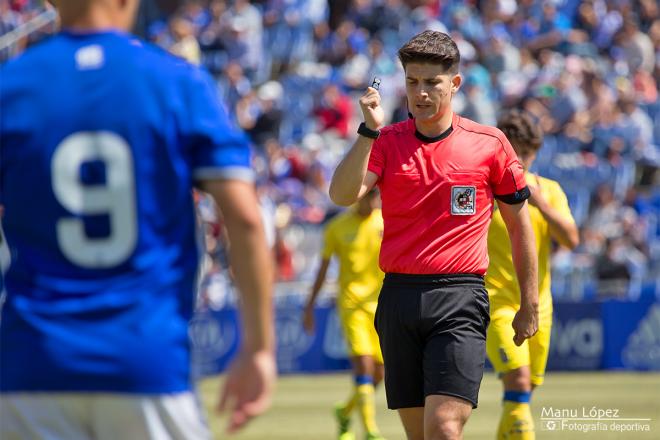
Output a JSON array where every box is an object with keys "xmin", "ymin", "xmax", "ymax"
[{"xmin": 498, "ymin": 200, "xmax": 539, "ymax": 346}]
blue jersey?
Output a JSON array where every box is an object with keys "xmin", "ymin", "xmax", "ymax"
[{"xmin": 0, "ymin": 31, "xmax": 252, "ymax": 393}]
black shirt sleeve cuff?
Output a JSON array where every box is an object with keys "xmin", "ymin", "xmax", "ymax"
[{"xmin": 494, "ymin": 186, "xmax": 530, "ymax": 205}]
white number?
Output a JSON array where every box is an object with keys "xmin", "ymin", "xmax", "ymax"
[{"xmin": 51, "ymin": 132, "xmax": 137, "ymax": 268}]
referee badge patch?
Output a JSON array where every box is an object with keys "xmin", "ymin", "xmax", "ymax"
[{"xmin": 451, "ymin": 186, "xmax": 476, "ymax": 215}]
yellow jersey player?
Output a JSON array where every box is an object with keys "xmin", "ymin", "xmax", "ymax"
[
  {"xmin": 486, "ymin": 110, "xmax": 579, "ymax": 439},
  {"xmin": 303, "ymin": 189, "xmax": 386, "ymax": 440}
]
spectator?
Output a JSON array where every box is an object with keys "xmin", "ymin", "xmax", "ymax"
[
  {"xmin": 313, "ymin": 83, "xmax": 353, "ymax": 138},
  {"xmin": 168, "ymin": 15, "xmax": 201, "ymax": 64},
  {"xmin": 587, "ymin": 184, "xmax": 638, "ymax": 239},
  {"xmin": 236, "ymin": 80, "xmax": 284, "ymax": 148},
  {"xmin": 596, "ymin": 237, "xmax": 632, "ymax": 298},
  {"xmin": 222, "ymin": 0, "xmax": 262, "ymax": 79},
  {"xmin": 218, "ymin": 61, "xmax": 251, "ymax": 113}
]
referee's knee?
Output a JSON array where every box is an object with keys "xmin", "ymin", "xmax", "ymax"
[
  {"xmin": 426, "ymin": 419, "xmax": 463, "ymax": 440},
  {"xmin": 424, "ymin": 395, "xmax": 471, "ymax": 440}
]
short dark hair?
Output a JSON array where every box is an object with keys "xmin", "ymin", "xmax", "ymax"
[
  {"xmin": 497, "ymin": 110, "xmax": 543, "ymax": 152},
  {"xmin": 397, "ymin": 30, "xmax": 460, "ymax": 74}
]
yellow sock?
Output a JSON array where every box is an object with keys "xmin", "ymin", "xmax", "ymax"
[
  {"xmin": 356, "ymin": 383, "xmax": 379, "ymax": 434},
  {"xmin": 498, "ymin": 400, "xmax": 535, "ymax": 440},
  {"xmin": 341, "ymin": 392, "xmax": 358, "ymax": 416}
]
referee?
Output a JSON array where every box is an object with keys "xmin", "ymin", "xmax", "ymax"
[{"xmin": 329, "ymin": 30, "xmax": 539, "ymax": 440}]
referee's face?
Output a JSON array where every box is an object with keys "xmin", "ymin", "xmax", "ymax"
[{"xmin": 404, "ymin": 62, "xmax": 460, "ymax": 124}]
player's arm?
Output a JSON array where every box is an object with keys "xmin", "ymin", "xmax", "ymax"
[
  {"xmin": 498, "ymin": 200, "xmax": 539, "ymax": 346},
  {"xmin": 528, "ymin": 177, "xmax": 579, "ymax": 249},
  {"xmin": 198, "ymin": 179, "xmax": 276, "ymax": 432},
  {"xmin": 202, "ymin": 179, "xmax": 274, "ymax": 352},
  {"xmin": 188, "ymin": 65, "xmax": 275, "ymax": 431},
  {"xmin": 302, "ymin": 257, "xmax": 331, "ymax": 334},
  {"xmin": 329, "ymin": 86, "xmax": 383, "ymax": 206}
]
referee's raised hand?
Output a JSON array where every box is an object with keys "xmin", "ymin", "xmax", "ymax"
[{"xmin": 359, "ymin": 85, "xmax": 385, "ymax": 131}]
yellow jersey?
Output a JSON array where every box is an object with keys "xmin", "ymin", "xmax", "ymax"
[
  {"xmin": 485, "ymin": 173, "xmax": 575, "ymax": 311},
  {"xmin": 322, "ymin": 208, "xmax": 384, "ymax": 311}
]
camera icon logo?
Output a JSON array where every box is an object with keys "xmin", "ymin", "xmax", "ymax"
[{"xmin": 545, "ymin": 421, "xmax": 557, "ymax": 431}]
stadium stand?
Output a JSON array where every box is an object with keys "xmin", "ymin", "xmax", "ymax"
[{"xmin": 2, "ymin": 0, "xmax": 658, "ymax": 303}]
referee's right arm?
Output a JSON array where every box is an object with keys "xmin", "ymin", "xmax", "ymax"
[{"xmin": 329, "ymin": 87, "xmax": 383, "ymax": 206}]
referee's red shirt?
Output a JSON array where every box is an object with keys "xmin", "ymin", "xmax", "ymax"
[{"xmin": 367, "ymin": 113, "xmax": 528, "ymax": 275}]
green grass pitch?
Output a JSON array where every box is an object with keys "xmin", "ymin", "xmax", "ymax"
[{"xmin": 198, "ymin": 372, "xmax": 659, "ymax": 439}]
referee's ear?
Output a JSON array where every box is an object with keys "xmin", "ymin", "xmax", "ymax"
[{"xmin": 451, "ymin": 74, "xmax": 462, "ymax": 94}]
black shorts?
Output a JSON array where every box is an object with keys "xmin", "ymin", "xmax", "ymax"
[{"xmin": 374, "ymin": 273, "xmax": 490, "ymax": 409}]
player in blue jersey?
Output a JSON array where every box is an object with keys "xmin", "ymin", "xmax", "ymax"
[{"xmin": 0, "ymin": 0, "xmax": 275, "ymax": 438}]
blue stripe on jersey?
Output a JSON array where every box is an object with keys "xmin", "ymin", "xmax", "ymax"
[{"xmin": 0, "ymin": 30, "xmax": 251, "ymax": 393}]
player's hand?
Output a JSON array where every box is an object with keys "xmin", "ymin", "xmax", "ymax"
[
  {"xmin": 218, "ymin": 349, "xmax": 277, "ymax": 433},
  {"xmin": 526, "ymin": 175, "xmax": 546, "ymax": 209},
  {"xmin": 302, "ymin": 304, "xmax": 315, "ymax": 334},
  {"xmin": 359, "ymin": 86, "xmax": 385, "ymax": 131},
  {"xmin": 512, "ymin": 306, "xmax": 538, "ymax": 346}
]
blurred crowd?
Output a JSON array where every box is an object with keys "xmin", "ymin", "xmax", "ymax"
[
  {"xmin": 0, "ymin": 0, "xmax": 57, "ymax": 59},
  {"xmin": 2, "ymin": 0, "xmax": 659, "ymax": 301}
]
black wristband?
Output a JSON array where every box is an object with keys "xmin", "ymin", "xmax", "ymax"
[{"xmin": 357, "ymin": 122, "xmax": 380, "ymax": 139}]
